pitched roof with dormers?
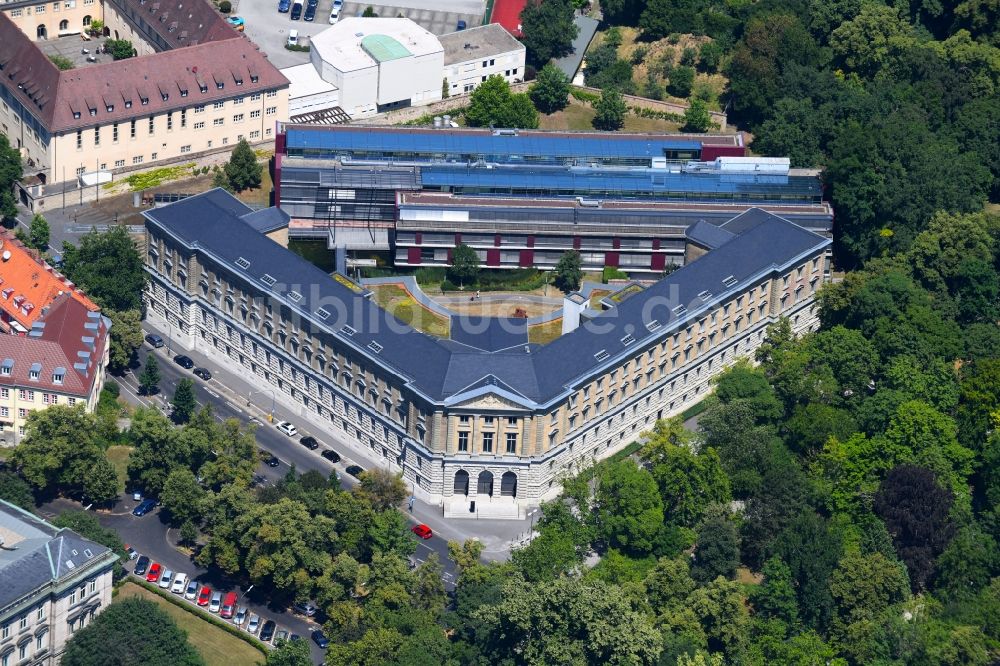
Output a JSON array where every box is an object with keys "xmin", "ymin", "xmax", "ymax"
[
  {"xmin": 0, "ymin": 233, "xmax": 98, "ymax": 334},
  {"xmin": 0, "ymin": 12, "xmax": 287, "ymax": 135}
]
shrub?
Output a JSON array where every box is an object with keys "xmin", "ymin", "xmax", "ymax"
[
  {"xmin": 219, "ymin": 0, "xmax": 231, "ymax": 12},
  {"xmin": 603, "ymin": 266, "xmax": 629, "ymax": 282}
]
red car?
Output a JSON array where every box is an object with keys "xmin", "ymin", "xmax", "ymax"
[
  {"xmin": 220, "ymin": 592, "xmax": 238, "ymax": 619},
  {"xmin": 145, "ymin": 562, "xmax": 162, "ymax": 583},
  {"xmin": 197, "ymin": 586, "xmax": 212, "ymax": 606},
  {"xmin": 411, "ymin": 524, "xmax": 433, "ymax": 539}
]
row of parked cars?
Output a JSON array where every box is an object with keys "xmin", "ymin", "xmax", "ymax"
[
  {"xmin": 278, "ymin": 0, "xmax": 341, "ymax": 23},
  {"xmin": 132, "ymin": 556, "xmax": 329, "ymax": 649}
]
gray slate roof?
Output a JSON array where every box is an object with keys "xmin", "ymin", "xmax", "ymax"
[
  {"xmin": 144, "ymin": 190, "xmax": 830, "ymax": 408},
  {"xmin": 241, "ymin": 207, "xmax": 290, "ymax": 234},
  {"xmin": 685, "ymin": 219, "xmax": 735, "ymax": 249},
  {"xmin": 0, "ymin": 501, "xmax": 113, "ymax": 609},
  {"xmin": 449, "ymin": 316, "xmax": 528, "ymax": 352},
  {"xmin": 553, "ymin": 15, "xmax": 600, "ymax": 79}
]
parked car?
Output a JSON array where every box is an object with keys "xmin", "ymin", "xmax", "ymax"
[
  {"xmin": 226, "ymin": 15, "xmax": 245, "ymax": 30},
  {"xmin": 456, "ymin": 19, "xmax": 466, "ymax": 30},
  {"xmin": 132, "ymin": 490, "xmax": 143, "ymax": 501},
  {"xmin": 277, "ymin": 421, "xmax": 298, "ymax": 437},
  {"xmin": 146, "ymin": 562, "xmax": 162, "ymax": 583},
  {"xmin": 185, "ymin": 580, "xmax": 199, "ymax": 600},
  {"xmin": 171, "ymin": 572, "xmax": 188, "ymax": 594},
  {"xmin": 134, "ymin": 555, "xmax": 150, "ymax": 576},
  {"xmin": 286, "ymin": 28, "xmax": 299, "ymax": 45},
  {"xmin": 233, "ymin": 606, "xmax": 248, "ymax": 627},
  {"xmin": 290, "ymin": 0, "xmax": 302, "ymax": 20},
  {"xmin": 311, "ymin": 629, "xmax": 330, "ymax": 649},
  {"xmin": 220, "ymin": 592, "xmax": 238, "ymax": 619},
  {"xmin": 259, "ymin": 620, "xmax": 276, "ymax": 643},
  {"xmin": 193, "ymin": 367, "xmax": 212, "ymax": 380},
  {"xmin": 345, "ymin": 464, "xmax": 364, "ymax": 478},
  {"xmin": 411, "ymin": 524, "xmax": 433, "ymax": 539},
  {"xmin": 173, "ymin": 354, "xmax": 194, "ymax": 369},
  {"xmin": 197, "ymin": 586, "xmax": 211, "ymax": 606},
  {"xmin": 145, "ymin": 333, "xmax": 164, "ymax": 348},
  {"xmin": 158, "ymin": 568, "xmax": 174, "ymax": 589},
  {"xmin": 278, "ymin": 0, "xmax": 290, "ymax": 11},
  {"xmin": 265, "ymin": 454, "xmax": 280, "ymax": 467},
  {"xmin": 303, "ymin": 2, "xmax": 316, "ymax": 20},
  {"xmin": 321, "ymin": 449, "xmax": 341, "ymax": 463},
  {"xmin": 209, "ymin": 591, "xmax": 223, "ymax": 613},
  {"xmin": 300, "ymin": 435, "xmax": 319, "ymax": 450},
  {"xmin": 132, "ymin": 498, "xmax": 157, "ymax": 516},
  {"xmin": 328, "ymin": 4, "xmax": 339, "ymax": 22},
  {"xmin": 292, "ymin": 601, "xmax": 317, "ymax": 617},
  {"xmin": 246, "ymin": 613, "xmax": 261, "ymax": 635},
  {"xmin": 124, "ymin": 544, "xmax": 139, "ymax": 560}
]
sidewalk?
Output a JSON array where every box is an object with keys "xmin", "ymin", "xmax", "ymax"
[{"xmin": 142, "ymin": 317, "xmax": 532, "ymax": 560}]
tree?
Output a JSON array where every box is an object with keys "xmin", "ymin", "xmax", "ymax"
[
  {"xmin": 594, "ymin": 460, "xmax": 664, "ymax": 556},
  {"xmin": 830, "ymin": 552, "xmax": 909, "ymax": 627},
  {"xmin": 267, "ymin": 638, "xmax": 312, "ymax": 666},
  {"xmin": 138, "ymin": 354, "xmax": 160, "ymax": 395},
  {"xmin": 464, "ymin": 76, "xmax": 539, "ymax": 128},
  {"xmin": 106, "ymin": 308, "xmax": 144, "ymax": 373},
  {"xmin": 356, "ymin": 468, "xmax": 408, "ymax": 510},
  {"xmin": 829, "ymin": 3, "xmax": 910, "ymax": 77},
  {"xmin": 751, "ymin": 557, "xmax": 798, "ymax": 625},
  {"xmin": 874, "ymin": 465, "xmax": 956, "ymax": 591},
  {"xmin": 553, "ymin": 250, "xmax": 583, "ymax": 292},
  {"xmin": 592, "ymin": 89, "xmax": 627, "ymax": 131},
  {"xmin": 62, "ymin": 226, "xmax": 146, "ymax": 312},
  {"xmin": 520, "ymin": 0, "xmax": 577, "ymax": 67},
  {"xmin": 441, "ymin": 77, "xmax": 450, "ymax": 99},
  {"xmin": 27, "ymin": 213, "xmax": 49, "ymax": 250},
  {"xmin": 62, "ymin": 597, "xmax": 204, "ymax": 666},
  {"xmin": 362, "ymin": 5, "xmax": 376, "ymax": 17},
  {"xmin": 773, "ymin": 511, "xmax": 842, "ymax": 630},
  {"xmin": 638, "ymin": 0, "xmax": 673, "ymax": 40},
  {"xmin": 698, "ymin": 41, "xmax": 723, "ymax": 72},
  {"xmin": 0, "ymin": 470, "xmax": 34, "ymax": 509},
  {"xmin": 448, "ymin": 243, "xmax": 480, "ymax": 286},
  {"xmin": 171, "ymin": 378, "xmax": 197, "ymax": 423},
  {"xmin": 218, "ymin": 0, "xmax": 231, "ymax": 11},
  {"xmin": 668, "ymin": 65, "xmax": 695, "ymax": 98},
  {"xmin": 160, "ymin": 468, "xmax": 205, "ymax": 527},
  {"xmin": 223, "ymin": 139, "xmax": 262, "ymax": 192},
  {"xmin": 105, "ymin": 38, "xmax": 135, "ymax": 60},
  {"xmin": 529, "ymin": 63, "xmax": 570, "ymax": 114},
  {"xmin": 0, "ymin": 134, "xmax": 23, "ymax": 224},
  {"xmin": 683, "ymin": 99, "xmax": 713, "ymax": 132},
  {"xmin": 691, "ymin": 518, "xmax": 740, "ymax": 583}
]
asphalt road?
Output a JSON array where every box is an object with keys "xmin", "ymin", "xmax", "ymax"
[{"xmin": 118, "ymin": 342, "xmax": 461, "ymax": 583}]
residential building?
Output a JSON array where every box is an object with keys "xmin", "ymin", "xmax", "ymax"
[
  {"xmin": 0, "ymin": 0, "xmax": 288, "ymax": 188},
  {"xmin": 0, "ymin": 233, "xmax": 109, "ymax": 444},
  {"xmin": 0, "ymin": 500, "xmax": 118, "ymax": 665},
  {"xmin": 143, "ymin": 189, "xmax": 830, "ymax": 518}
]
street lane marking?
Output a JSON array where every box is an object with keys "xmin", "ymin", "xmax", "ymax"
[
  {"xmin": 225, "ymin": 401, "xmax": 243, "ymax": 413},
  {"xmin": 205, "ymin": 388, "xmax": 220, "ymax": 398}
]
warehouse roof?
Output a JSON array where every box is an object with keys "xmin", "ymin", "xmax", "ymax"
[
  {"xmin": 144, "ymin": 191, "xmax": 830, "ymax": 407},
  {"xmin": 310, "ymin": 18, "xmax": 441, "ymax": 73},
  {"xmin": 439, "ymin": 24, "xmax": 524, "ymax": 65}
]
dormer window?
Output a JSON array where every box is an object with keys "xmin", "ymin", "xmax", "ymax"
[
  {"xmin": 140, "ymin": 96, "xmax": 149, "ymax": 105},
  {"xmin": 0, "ymin": 359, "xmax": 12, "ymax": 376},
  {"xmin": 161, "ymin": 92, "xmax": 169, "ymax": 101},
  {"xmin": 89, "ymin": 108, "xmax": 96, "ymax": 116},
  {"xmin": 216, "ymin": 81, "xmax": 224, "ymax": 90},
  {"xmin": 199, "ymin": 83, "xmax": 208, "ymax": 93},
  {"xmin": 52, "ymin": 371, "xmax": 64, "ymax": 384},
  {"xmin": 250, "ymin": 74, "xmax": 259, "ymax": 83},
  {"xmin": 72, "ymin": 111, "xmax": 81, "ymax": 119},
  {"xmin": 29, "ymin": 362, "xmax": 41, "ymax": 381},
  {"xmin": 105, "ymin": 104, "xmax": 113, "ymax": 112}
]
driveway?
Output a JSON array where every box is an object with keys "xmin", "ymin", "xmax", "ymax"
[{"xmin": 38, "ymin": 497, "xmax": 327, "ymax": 663}]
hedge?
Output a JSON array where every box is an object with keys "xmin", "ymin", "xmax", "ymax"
[
  {"xmin": 602, "ymin": 266, "xmax": 629, "ymax": 282},
  {"xmin": 126, "ymin": 578, "xmax": 270, "ymax": 653},
  {"xmin": 440, "ymin": 268, "xmax": 549, "ymax": 292}
]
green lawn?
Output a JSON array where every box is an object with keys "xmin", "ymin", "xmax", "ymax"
[
  {"xmin": 528, "ymin": 318, "xmax": 563, "ymax": 345},
  {"xmin": 117, "ymin": 583, "xmax": 265, "ymax": 666},
  {"xmin": 538, "ymin": 99, "xmax": 685, "ymax": 133},
  {"xmin": 106, "ymin": 446, "xmax": 132, "ymax": 491},
  {"xmin": 370, "ymin": 284, "xmax": 450, "ymax": 338}
]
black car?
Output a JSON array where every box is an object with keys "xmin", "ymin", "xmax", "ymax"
[
  {"xmin": 345, "ymin": 464, "xmax": 364, "ymax": 478},
  {"xmin": 259, "ymin": 620, "xmax": 276, "ymax": 642},
  {"xmin": 311, "ymin": 630, "xmax": 330, "ymax": 649},
  {"xmin": 303, "ymin": 3, "xmax": 316, "ymax": 20},
  {"xmin": 320, "ymin": 449, "xmax": 341, "ymax": 463},
  {"xmin": 173, "ymin": 354, "xmax": 194, "ymax": 369},
  {"xmin": 134, "ymin": 555, "xmax": 150, "ymax": 576},
  {"xmin": 300, "ymin": 436, "xmax": 319, "ymax": 450},
  {"xmin": 145, "ymin": 333, "xmax": 164, "ymax": 348},
  {"xmin": 132, "ymin": 498, "xmax": 157, "ymax": 516},
  {"xmin": 193, "ymin": 367, "xmax": 212, "ymax": 380}
]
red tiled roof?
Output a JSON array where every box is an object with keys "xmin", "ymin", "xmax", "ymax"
[
  {"xmin": 0, "ymin": 233, "xmax": 98, "ymax": 332},
  {"xmin": 0, "ymin": 295, "xmax": 108, "ymax": 397},
  {"xmin": 0, "ymin": 12, "xmax": 288, "ymax": 134},
  {"xmin": 113, "ymin": 0, "xmax": 236, "ymax": 49}
]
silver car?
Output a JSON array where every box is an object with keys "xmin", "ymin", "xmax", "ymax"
[
  {"xmin": 209, "ymin": 591, "xmax": 223, "ymax": 613},
  {"xmin": 158, "ymin": 569, "xmax": 174, "ymax": 589},
  {"xmin": 233, "ymin": 606, "xmax": 248, "ymax": 627},
  {"xmin": 184, "ymin": 580, "xmax": 199, "ymax": 600},
  {"xmin": 246, "ymin": 613, "xmax": 260, "ymax": 635}
]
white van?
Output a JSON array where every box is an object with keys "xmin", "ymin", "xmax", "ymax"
[
  {"xmin": 171, "ymin": 572, "xmax": 188, "ymax": 594},
  {"xmin": 286, "ymin": 29, "xmax": 299, "ymax": 47}
]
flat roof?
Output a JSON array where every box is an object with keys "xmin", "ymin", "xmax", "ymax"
[
  {"xmin": 310, "ymin": 17, "xmax": 442, "ymax": 73},
  {"xmin": 281, "ymin": 63, "xmax": 339, "ymax": 98},
  {"xmin": 283, "ymin": 125, "xmax": 743, "ymax": 160},
  {"xmin": 439, "ymin": 24, "xmax": 524, "ymax": 65},
  {"xmin": 553, "ymin": 15, "xmax": 599, "ymax": 79}
]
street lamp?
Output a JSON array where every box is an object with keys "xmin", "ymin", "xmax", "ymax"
[{"xmin": 247, "ymin": 388, "xmax": 276, "ymax": 423}]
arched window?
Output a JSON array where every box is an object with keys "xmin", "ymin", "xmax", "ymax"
[
  {"xmin": 83, "ymin": 14, "xmax": 92, "ymax": 25},
  {"xmin": 500, "ymin": 471, "xmax": 517, "ymax": 497},
  {"xmin": 453, "ymin": 470, "xmax": 469, "ymax": 496},
  {"xmin": 59, "ymin": 19, "xmax": 69, "ymax": 30},
  {"xmin": 37, "ymin": 24, "xmax": 47, "ymax": 39},
  {"xmin": 477, "ymin": 471, "xmax": 494, "ymax": 497}
]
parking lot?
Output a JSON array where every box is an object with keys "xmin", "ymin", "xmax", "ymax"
[{"xmin": 232, "ymin": 0, "xmax": 485, "ymax": 69}]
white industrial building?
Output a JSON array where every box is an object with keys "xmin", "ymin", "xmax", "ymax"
[
  {"xmin": 440, "ymin": 24, "xmax": 526, "ymax": 95},
  {"xmin": 282, "ymin": 19, "xmax": 526, "ymax": 120}
]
